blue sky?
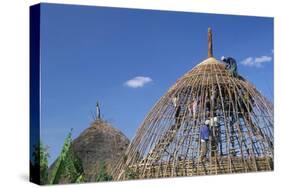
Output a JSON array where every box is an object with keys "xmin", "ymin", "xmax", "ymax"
[{"xmin": 39, "ymin": 3, "xmax": 273, "ymax": 164}]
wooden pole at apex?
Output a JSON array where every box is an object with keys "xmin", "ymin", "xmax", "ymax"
[
  {"xmin": 208, "ymin": 27, "xmax": 213, "ymax": 58},
  {"xmin": 96, "ymin": 101, "xmax": 101, "ymax": 119}
]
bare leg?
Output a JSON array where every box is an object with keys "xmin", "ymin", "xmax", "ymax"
[{"xmin": 200, "ymin": 141, "xmax": 207, "ymax": 161}]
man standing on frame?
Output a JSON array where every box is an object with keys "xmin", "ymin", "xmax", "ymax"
[{"xmin": 200, "ymin": 120, "xmax": 210, "ymax": 161}]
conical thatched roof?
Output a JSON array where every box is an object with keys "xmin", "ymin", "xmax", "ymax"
[
  {"xmin": 49, "ymin": 114, "xmax": 130, "ymax": 183},
  {"xmin": 72, "ymin": 119, "xmax": 130, "ymax": 182},
  {"xmin": 113, "ymin": 28, "xmax": 273, "ymax": 180}
]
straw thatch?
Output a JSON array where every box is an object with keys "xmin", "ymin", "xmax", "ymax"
[
  {"xmin": 72, "ymin": 119, "xmax": 130, "ymax": 182},
  {"xmin": 49, "ymin": 111, "xmax": 130, "ymax": 183},
  {"xmin": 113, "ymin": 28, "xmax": 273, "ymax": 180}
]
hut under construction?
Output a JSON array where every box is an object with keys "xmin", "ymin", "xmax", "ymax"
[{"xmin": 112, "ymin": 28, "xmax": 274, "ymax": 180}]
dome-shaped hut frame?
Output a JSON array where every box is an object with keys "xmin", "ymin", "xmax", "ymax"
[{"xmin": 113, "ymin": 28, "xmax": 274, "ymax": 180}]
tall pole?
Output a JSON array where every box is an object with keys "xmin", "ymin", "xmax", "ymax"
[
  {"xmin": 96, "ymin": 101, "xmax": 101, "ymax": 120},
  {"xmin": 208, "ymin": 27, "xmax": 213, "ymax": 58}
]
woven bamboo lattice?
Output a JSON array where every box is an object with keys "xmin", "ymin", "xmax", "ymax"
[{"xmin": 113, "ymin": 28, "xmax": 274, "ymax": 180}]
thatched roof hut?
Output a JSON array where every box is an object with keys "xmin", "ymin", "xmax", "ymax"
[
  {"xmin": 50, "ymin": 103, "xmax": 130, "ymax": 183},
  {"xmin": 72, "ymin": 118, "xmax": 129, "ymax": 182},
  {"xmin": 113, "ymin": 28, "xmax": 273, "ymax": 180}
]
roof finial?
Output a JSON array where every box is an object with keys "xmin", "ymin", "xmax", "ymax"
[
  {"xmin": 208, "ymin": 27, "xmax": 213, "ymax": 58},
  {"xmin": 96, "ymin": 101, "xmax": 101, "ymax": 120}
]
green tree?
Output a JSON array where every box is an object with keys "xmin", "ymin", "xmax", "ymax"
[
  {"xmin": 95, "ymin": 161, "xmax": 113, "ymax": 182},
  {"xmin": 30, "ymin": 141, "xmax": 49, "ymax": 184},
  {"xmin": 39, "ymin": 141, "xmax": 49, "ymax": 184},
  {"xmin": 49, "ymin": 129, "xmax": 85, "ymax": 184},
  {"xmin": 30, "ymin": 141, "xmax": 49, "ymax": 185}
]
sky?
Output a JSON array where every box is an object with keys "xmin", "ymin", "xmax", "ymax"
[{"xmin": 39, "ymin": 3, "xmax": 274, "ymax": 164}]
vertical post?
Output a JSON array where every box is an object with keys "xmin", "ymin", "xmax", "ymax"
[
  {"xmin": 96, "ymin": 101, "xmax": 101, "ymax": 119},
  {"xmin": 208, "ymin": 27, "xmax": 213, "ymax": 58}
]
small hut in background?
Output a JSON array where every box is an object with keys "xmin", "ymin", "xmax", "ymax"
[
  {"xmin": 50, "ymin": 102, "xmax": 130, "ymax": 183},
  {"xmin": 72, "ymin": 102, "xmax": 130, "ymax": 181},
  {"xmin": 113, "ymin": 28, "xmax": 274, "ymax": 180}
]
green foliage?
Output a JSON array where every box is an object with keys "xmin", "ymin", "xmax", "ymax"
[
  {"xmin": 63, "ymin": 146, "xmax": 85, "ymax": 183},
  {"xmin": 75, "ymin": 174, "xmax": 85, "ymax": 183},
  {"xmin": 48, "ymin": 129, "xmax": 85, "ymax": 184},
  {"xmin": 125, "ymin": 167, "xmax": 138, "ymax": 180},
  {"xmin": 30, "ymin": 129, "xmax": 84, "ymax": 185},
  {"xmin": 30, "ymin": 141, "xmax": 49, "ymax": 184},
  {"xmin": 39, "ymin": 141, "xmax": 49, "ymax": 184},
  {"xmin": 95, "ymin": 161, "xmax": 113, "ymax": 182}
]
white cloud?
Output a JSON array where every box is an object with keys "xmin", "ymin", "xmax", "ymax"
[
  {"xmin": 255, "ymin": 56, "xmax": 272, "ymax": 64},
  {"xmin": 240, "ymin": 55, "xmax": 272, "ymax": 68},
  {"xmin": 124, "ymin": 76, "xmax": 152, "ymax": 88},
  {"xmin": 240, "ymin": 57, "xmax": 254, "ymax": 66}
]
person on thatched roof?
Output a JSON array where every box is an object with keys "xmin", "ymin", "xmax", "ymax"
[
  {"xmin": 189, "ymin": 97, "xmax": 198, "ymax": 119},
  {"xmin": 221, "ymin": 56, "xmax": 238, "ymax": 77},
  {"xmin": 200, "ymin": 120, "xmax": 210, "ymax": 161},
  {"xmin": 172, "ymin": 95, "xmax": 182, "ymax": 126},
  {"xmin": 205, "ymin": 93, "xmax": 211, "ymax": 113},
  {"xmin": 210, "ymin": 87, "xmax": 218, "ymax": 112}
]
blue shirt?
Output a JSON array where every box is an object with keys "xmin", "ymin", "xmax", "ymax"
[{"xmin": 200, "ymin": 124, "xmax": 209, "ymax": 141}]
